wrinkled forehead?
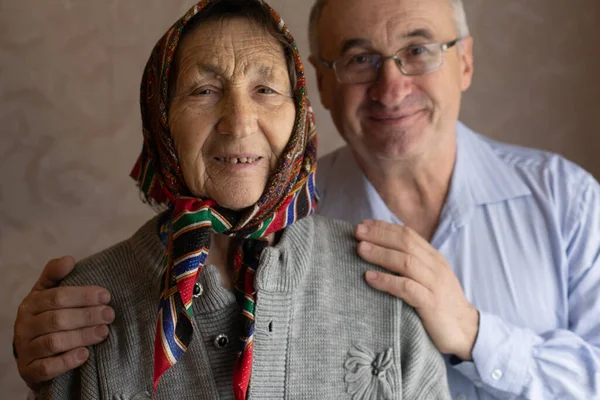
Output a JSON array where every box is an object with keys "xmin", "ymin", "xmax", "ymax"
[
  {"xmin": 176, "ymin": 17, "xmax": 288, "ymax": 76},
  {"xmin": 318, "ymin": 0, "xmax": 456, "ymax": 55}
]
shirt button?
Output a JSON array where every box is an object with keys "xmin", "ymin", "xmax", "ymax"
[
  {"xmin": 457, "ymin": 394, "xmax": 467, "ymax": 400},
  {"xmin": 214, "ymin": 334, "xmax": 229, "ymax": 349},
  {"xmin": 491, "ymin": 369, "xmax": 503, "ymax": 381},
  {"xmin": 193, "ymin": 282, "xmax": 203, "ymax": 298}
]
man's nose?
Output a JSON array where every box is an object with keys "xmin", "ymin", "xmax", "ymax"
[{"xmin": 368, "ymin": 59, "xmax": 413, "ymax": 106}]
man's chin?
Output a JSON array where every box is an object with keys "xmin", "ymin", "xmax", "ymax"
[{"xmin": 361, "ymin": 131, "xmax": 428, "ymax": 162}]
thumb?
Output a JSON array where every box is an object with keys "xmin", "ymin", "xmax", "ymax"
[{"xmin": 32, "ymin": 256, "xmax": 76, "ymax": 292}]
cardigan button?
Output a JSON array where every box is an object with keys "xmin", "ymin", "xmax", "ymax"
[
  {"xmin": 193, "ymin": 282, "xmax": 203, "ymax": 298},
  {"xmin": 214, "ymin": 334, "xmax": 229, "ymax": 349}
]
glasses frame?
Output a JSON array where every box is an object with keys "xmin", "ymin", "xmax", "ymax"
[{"xmin": 319, "ymin": 38, "xmax": 462, "ymax": 84}]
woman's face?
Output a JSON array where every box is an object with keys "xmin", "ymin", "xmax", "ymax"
[{"xmin": 169, "ymin": 17, "xmax": 296, "ymax": 210}]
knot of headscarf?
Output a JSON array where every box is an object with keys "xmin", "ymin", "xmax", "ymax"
[{"xmin": 129, "ymin": 1, "xmax": 318, "ymax": 398}]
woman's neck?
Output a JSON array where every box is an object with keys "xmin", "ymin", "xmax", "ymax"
[
  {"xmin": 206, "ymin": 232, "xmax": 277, "ymax": 290},
  {"xmin": 205, "ymin": 233, "xmax": 236, "ymax": 289}
]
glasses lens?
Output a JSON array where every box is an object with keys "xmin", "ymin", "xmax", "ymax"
[
  {"xmin": 335, "ymin": 53, "xmax": 380, "ymax": 83},
  {"xmin": 331, "ymin": 42, "xmax": 448, "ymax": 82},
  {"xmin": 398, "ymin": 43, "xmax": 442, "ymax": 75}
]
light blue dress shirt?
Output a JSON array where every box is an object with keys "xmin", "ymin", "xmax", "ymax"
[{"xmin": 316, "ymin": 122, "xmax": 600, "ymax": 399}]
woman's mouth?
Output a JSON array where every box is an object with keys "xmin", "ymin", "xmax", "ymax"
[{"xmin": 214, "ymin": 156, "xmax": 263, "ymax": 165}]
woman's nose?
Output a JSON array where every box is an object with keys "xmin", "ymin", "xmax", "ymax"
[{"xmin": 216, "ymin": 92, "xmax": 258, "ymax": 138}]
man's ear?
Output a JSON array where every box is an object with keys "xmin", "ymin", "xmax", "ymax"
[
  {"xmin": 458, "ymin": 37, "xmax": 474, "ymax": 92},
  {"xmin": 308, "ymin": 55, "xmax": 324, "ymax": 93},
  {"xmin": 308, "ymin": 54, "xmax": 332, "ymax": 110}
]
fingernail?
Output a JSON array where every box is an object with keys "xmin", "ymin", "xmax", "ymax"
[
  {"xmin": 102, "ymin": 307, "xmax": 115, "ymax": 322},
  {"xmin": 58, "ymin": 255, "xmax": 74, "ymax": 265},
  {"xmin": 360, "ymin": 242, "xmax": 373, "ymax": 252},
  {"xmin": 76, "ymin": 348, "xmax": 88, "ymax": 361},
  {"xmin": 357, "ymin": 224, "xmax": 369, "ymax": 234},
  {"xmin": 365, "ymin": 271, "xmax": 379, "ymax": 280},
  {"xmin": 98, "ymin": 291, "xmax": 110, "ymax": 304},
  {"xmin": 95, "ymin": 325, "xmax": 109, "ymax": 338}
]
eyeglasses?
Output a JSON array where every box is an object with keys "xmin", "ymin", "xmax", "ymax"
[{"xmin": 319, "ymin": 39, "xmax": 461, "ymax": 84}]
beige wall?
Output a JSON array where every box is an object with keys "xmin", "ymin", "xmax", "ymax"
[{"xmin": 1, "ymin": 1, "xmax": 599, "ymax": 395}]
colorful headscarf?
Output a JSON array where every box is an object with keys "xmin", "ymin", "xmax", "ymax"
[{"xmin": 129, "ymin": 0, "xmax": 318, "ymax": 398}]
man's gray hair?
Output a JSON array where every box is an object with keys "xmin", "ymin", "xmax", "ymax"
[{"xmin": 308, "ymin": 0, "xmax": 470, "ymax": 56}]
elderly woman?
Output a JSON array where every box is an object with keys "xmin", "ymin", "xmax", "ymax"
[{"xmin": 38, "ymin": 0, "xmax": 449, "ymax": 399}]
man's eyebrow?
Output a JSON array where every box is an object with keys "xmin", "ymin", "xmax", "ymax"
[
  {"xmin": 402, "ymin": 28, "xmax": 435, "ymax": 41},
  {"xmin": 338, "ymin": 28, "xmax": 435, "ymax": 55},
  {"xmin": 340, "ymin": 38, "xmax": 372, "ymax": 55}
]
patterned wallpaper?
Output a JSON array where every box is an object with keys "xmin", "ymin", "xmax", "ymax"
[{"xmin": 1, "ymin": 0, "xmax": 598, "ymax": 396}]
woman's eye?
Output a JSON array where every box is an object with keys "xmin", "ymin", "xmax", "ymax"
[
  {"xmin": 194, "ymin": 89, "xmax": 213, "ymax": 95},
  {"xmin": 258, "ymin": 87, "xmax": 275, "ymax": 94}
]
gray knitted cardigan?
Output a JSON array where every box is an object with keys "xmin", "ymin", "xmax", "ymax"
[{"xmin": 40, "ymin": 214, "xmax": 450, "ymax": 400}]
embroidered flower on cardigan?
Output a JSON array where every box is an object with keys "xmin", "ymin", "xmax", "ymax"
[
  {"xmin": 113, "ymin": 391, "xmax": 151, "ymax": 400},
  {"xmin": 344, "ymin": 344, "xmax": 397, "ymax": 399}
]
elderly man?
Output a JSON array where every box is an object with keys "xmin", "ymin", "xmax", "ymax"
[{"xmin": 14, "ymin": 0, "xmax": 600, "ymax": 398}]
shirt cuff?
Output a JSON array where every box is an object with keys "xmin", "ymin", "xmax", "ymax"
[
  {"xmin": 451, "ymin": 356, "xmax": 481, "ymax": 386},
  {"xmin": 468, "ymin": 311, "xmax": 534, "ymax": 397}
]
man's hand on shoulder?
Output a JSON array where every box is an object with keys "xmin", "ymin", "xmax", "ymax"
[
  {"xmin": 355, "ymin": 219, "xmax": 479, "ymax": 361},
  {"xmin": 13, "ymin": 256, "xmax": 115, "ymax": 389}
]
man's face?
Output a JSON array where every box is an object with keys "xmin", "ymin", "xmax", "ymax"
[{"xmin": 311, "ymin": 0, "xmax": 473, "ymax": 163}]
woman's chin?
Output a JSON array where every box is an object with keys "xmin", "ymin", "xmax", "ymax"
[
  {"xmin": 212, "ymin": 190, "xmax": 263, "ymax": 211},
  {"xmin": 187, "ymin": 179, "xmax": 267, "ymax": 211}
]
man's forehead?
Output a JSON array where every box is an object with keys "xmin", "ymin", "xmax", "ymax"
[
  {"xmin": 321, "ymin": 0, "xmax": 453, "ymax": 20},
  {"xmin": 318, "ymin": 0, "xmax": 454, "ymax": 50}
]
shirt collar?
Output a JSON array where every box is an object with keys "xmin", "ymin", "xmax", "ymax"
[
  {"xmin": 316, "ymin": 146, "xmax": 400, "ymax": 225},
  {"xmin": 437, "ymin": 122, "xmax": 532, "ymax": 230},
  {"xmin": 316, "ymin": 122, "xmax": 531, "ymax": 227},
  {"xmin": 454, "ymin": 122, "xmax": 531, "ymax": 202}
]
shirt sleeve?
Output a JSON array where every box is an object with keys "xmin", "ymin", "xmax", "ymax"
[{"xmin": 453, "ymin": 172, "xmax": 600, "ymax": 399}]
